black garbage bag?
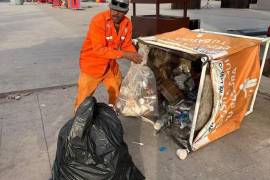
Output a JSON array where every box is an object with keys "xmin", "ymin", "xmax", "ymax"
[{"xmin": 52, "ymin": 96, "xmax": 145, "ymax": 180}]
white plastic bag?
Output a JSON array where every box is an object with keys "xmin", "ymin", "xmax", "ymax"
[{"xmin": 116, "ymin": 64, "xmax": 158, "ymax": 117}]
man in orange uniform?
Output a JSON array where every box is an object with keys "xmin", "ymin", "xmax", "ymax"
[{"xmin": 74, "ymin": 0, "xmax": 142, "ymax": 111}]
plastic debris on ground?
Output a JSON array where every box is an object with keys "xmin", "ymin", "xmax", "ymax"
[
  {"xmin": 159, "ymin": 146, "xmax": 168, "ymax": 152},
  {"xmin": 132, "ymin": 142, "xmax": 144, "ymax": 146},
  {"xmin": 52, "ymin": 96, "xmax": 145, "ymax": 180}
]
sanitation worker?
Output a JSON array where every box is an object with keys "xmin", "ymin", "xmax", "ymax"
[{"xmin": 74, "ymin": 0, "xmax": 142, "ymax": 111}]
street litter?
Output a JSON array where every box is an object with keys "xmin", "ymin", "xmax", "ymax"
[
  {"xmin": 132, "ymin": 142, "xmax": 144, "ymax": 146},
  {"xmin": 6, "ymin": 92, "xmax": 33, "ymax": 100},
  {"xmin": 159, "ymin": 146, "xmax": 168, "ymax": 152},
  {"xmin": 15, "ymin": 95, "xmax": 21, "ymax": 100},
  {"xmin": 7, "ymin": 94, "xmax": 21, "ymax": 100}
]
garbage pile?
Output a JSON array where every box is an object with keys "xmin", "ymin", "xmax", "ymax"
[
  {"xmin": 154, "ymin": 58, "xmax": 201, "ymax": 130},
  {"xmin": 52, "ymin": 96, "xmax": 145, "ymax": 180},
  {"xmin": 117, "ymin": 45, "xmax": 208, "ymax": 148}
]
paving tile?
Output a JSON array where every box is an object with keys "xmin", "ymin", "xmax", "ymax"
[
  {"xmin": 0, "ymin": 95, "xmax": 51, "ymax": 180},
  {"xmin": 36, "ymin": 87, "xmax": 76, "ymax": 167},
  {"xmin": 218, "ymin": 164, "xmax": 269, "ymax": 180}
]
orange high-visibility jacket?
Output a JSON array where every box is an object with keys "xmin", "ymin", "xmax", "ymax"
[{"xmin": 79, "ymin": 10, "xmax": 136, "ymax": 78}]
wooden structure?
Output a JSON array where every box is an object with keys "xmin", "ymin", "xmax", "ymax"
[
  {"xmin": 131, "ymin": 0, "xmax": 190, "ymax": 38},
  {"xmin": 221, "ymin": 0, "xmax": 250, "ymax": 8},
  {"xmin": 171, "ymin": 0, "xmax": 201, "ymax": 9}
]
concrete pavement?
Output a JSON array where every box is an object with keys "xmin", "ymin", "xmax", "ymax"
[
  {"xmin": 0, "ymin": 1, "xmax": 270, "ymax": 180},
  {"xmin": 1, "ymin": 1, "xmax": 270, "ymax": 93},
  {"xmin": 1, "ymin": 85, "xmax": 270, "ymax": 180},
  {"xmin": 0, "ymin": 2, "xmax": 81, "ymax": 93}
]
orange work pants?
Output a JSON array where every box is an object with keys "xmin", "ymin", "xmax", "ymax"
[{"xmin": 74, "ymin": 68, "xmax": 122, "ymax": 111}]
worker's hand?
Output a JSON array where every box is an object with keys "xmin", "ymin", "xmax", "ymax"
[{"xmin": 122, "ymin": 52, "xmax": 143, "ymax": 64}]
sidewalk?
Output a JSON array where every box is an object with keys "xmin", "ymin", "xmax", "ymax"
[
  {"xmin": 1, "ymin": 83, "xmax": 270, "ymax": 180},
  {"xmin": 0, "ymin": 1, "xmax": 270, "ymax": 180}
]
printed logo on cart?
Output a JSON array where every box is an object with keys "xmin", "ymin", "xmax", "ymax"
[
  {"xmin": 240, "ymin": 79, "xmax": 257, "ymax": 98},
  {"xmin": 193, "ymin": 47, "xmax": 228, "ymax": 59},
  {"xmin": 167, "ymin": 37, "xmax": 231, "ymax": 58},
  {"xmin": 213, "ymin": 61, "xmax": 225, "ymax": 96}
]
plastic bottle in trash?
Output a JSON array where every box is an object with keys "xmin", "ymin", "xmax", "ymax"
[
  {"xmin": 178, "ymin": 111, "xmax": 190, "ymax": 129},
  {"xmin": 154, "ymin": 120, "xmax": 164, "ymax": 131},
  {"xmin": 179, "ymin": 111, "xmax": 189, "ymax": 121},
  {"xmin": 154, "ymin": 115, "xmax": 169, "ymax": 131}
]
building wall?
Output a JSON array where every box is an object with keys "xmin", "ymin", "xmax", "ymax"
[{"xmin": 256, "ymin": 0, "xmax": 270, "ymax": 10}]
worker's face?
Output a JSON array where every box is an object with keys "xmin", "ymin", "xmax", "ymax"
[{"xmin": 110, "ymin": 9, "xmax": 127, "ymax": 24}]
